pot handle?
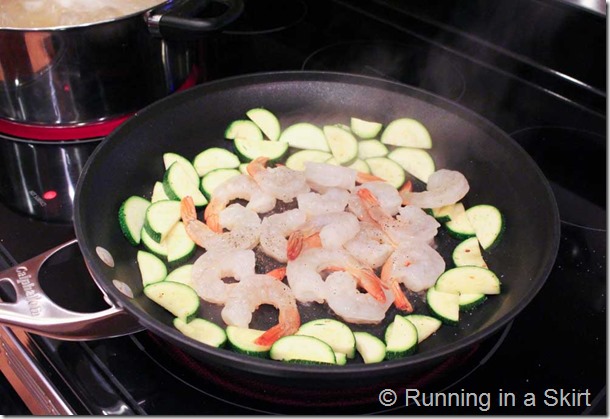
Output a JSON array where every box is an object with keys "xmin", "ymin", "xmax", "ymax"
[
  {"xmin": 0, "ymin": 239, "xmax": 143, "ymax": 341},
  {"xmin": 146, "ymin": 0, "xmax": 244, "ymax": 41}
]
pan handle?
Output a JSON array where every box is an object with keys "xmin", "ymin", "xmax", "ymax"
[
  {"xmin": 146, "ymin": 0, "xmax": 244, "ymax": 41},
  {"xmin": 0, "ymin": 240, "xmax": 143, "ymax": 341}
]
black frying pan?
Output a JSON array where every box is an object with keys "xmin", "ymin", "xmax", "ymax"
[{"xmin": 69, "ymin": 71, "xmax": 559, "ymax": 386}]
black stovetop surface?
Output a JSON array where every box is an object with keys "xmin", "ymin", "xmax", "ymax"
[{"xmin": 0, "ymin": 0, "xmax": 605, "ymax": 414}]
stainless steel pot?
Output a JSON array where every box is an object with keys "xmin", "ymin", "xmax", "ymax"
[{"xmin": 0, "ymin": 0, "xmax": 243, "ymax": 126}]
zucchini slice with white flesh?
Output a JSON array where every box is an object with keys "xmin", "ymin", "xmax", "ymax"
[
  {"xmin": 174, "ymin": 318, "xmax": 227, "ymax": 348},
  {"xmin": 381, "ymin": 118, "xmax": 432, "ymax": 149},
  {"xmin": 323, "ymin": 125, "xmax": 359, "ymax": 165},
  {"xmin": 144, "ymin": 281, "xmax": 200, "ymax": 323},
  {"xmin": 452, "ymin": 236, "xmax": 488, "ymax": 268},
  {"xmin": 347, "ymin": 158, "xmax": 370, "ymax": 173},
  {"xmin": 193, "ymin": 147, "xmax": 241, "ymax": 177},
  {"xmin": 365, "ymin": 157, "xmax": 406, "ymax": 189},
  {"xmin": 118, "ymin": 196, "xmax": 151, "ymax": 246},
  {"xmin": 143, "ymin": 199, "xmax": 182, "ymax": 243},
  {"xmin": 151, "ymin": 181, "xmax": 169, "ymax": 203},
  {"xmin": 246, "ymin": 108, "xmax": 281, "ymax": 141},
  {"xmin": 435, "ymin": 266, "xmax": 501, "ymax": 295},
  {"xmin": 384, "ymin": 315, "xmax": 418, "ymax": 359},
  {"xmin": 163, "ymin": 162, "xmax": 208, "ymax": 207},
  {"xmin": 163, "ymin": 152, "xmax": 199, "ymax": 186},
  {"xmin": 404, "ymin": 314, "xmax": 442, "ymax": 343},
  {"xmin": 284, "ymin": 149, "xmax": 332, "ymax": 171},
  {"xmin": 387, "ymin": 147, "xmax": 436, "ymax": 183},
  {"xmin": 165, "ymin": 264, "xmax": 193, "ymax": 287},
  {"xmin": 350, "ymin": 117, "xmax": 382, "ymax": 139},
  {"xmin": 137, "ymin": 250, "xmax": 167, "ymax": 286},
  {"xmin": 426, "ymin": 286, "xmax": 460, "ymax": 326},
  {"xmin": 234, "ymin": 137, "xmax": 289, "ymax": 162},
  {"xmin": 466, "ymin": 204, "xmax": 505, "ymax": 250},
  {"xmin": 443, "ymin": 203, "xmax": 476, "ymax": 240},
  {"xmin": 296, "ymin": 318, "xmax": 356, "ymax": 358},
  {"xmin": 140, "ymin": 227, "xmax": 168, "ymax": 258},
  {"xmin": 226, "ymin": 326, "xmax": 271, "ymax": 357},
  {"xmin": 354, "ymin": 331, "xmax": 386, "ymax": 364},
  {"xmin": 357, "ymin": 139, "xmax": 388, "ymax": 159},
  {"xmin": 278, "ymin": 122, "xmax": 330, "ymax": 152},
  {"xmin": 334, "ymin": 352, "xmax": 347, "ymax": 366},
  {"xmin": 200, "ymin": 168, "xmax": 241, "ymax": 199},
  {"xmin": 430, "ymin": 204, "xmax": 453, "ymax": 223},
  {"xmin": 270, "ymin": 335, "xmax": 337, "ymax": 365},
  {"xmin": 225, "ymin": 119, "xmax": 263, "ymax": 141},
  {"xmin": 165, "ymin": 222, "xmax": 196, "ymax": 267},
  {"xmin": 459, "ymin": 293, "xmax": 487, "ymax": 311}
]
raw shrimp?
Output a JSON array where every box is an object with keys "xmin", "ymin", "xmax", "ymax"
[
  {"xmin": 247, "ymin": 157, "xmax": 310, "ymax": 203},
  {"xmin": 381, "ymin": 239, "xmax": 446, "ymax": 311},
  {"xmin": 259, "ymin": 208, "xmax": 308, "ymax": 263},
  {"xmin": 400, "ymin": 169, "xmax": 469, "ymax": 208},
  {"xmin": 348, "ymin": 181, "xmax": 402, "ymax": 220},
  {"xmin": 343, "ymin": 221, "xmax": 394, "ymax": 269},
  {"xmin": 296, "ymin": 188, "xmax": 350, "ymax": 217},
  {"xmin": 181, "ymin": 197, "xmax": 261, "ymax": 251},
  {"xmin": 303, "ymin": 162, "xmax": 383, "ymax": 192},
  {"xmin": 285, "ymin": 248, "xmax": 385, "ymax": 304},
  {"xmin": 221, "ymin": 273, "xmax": 301, "ymax": 346},
  {"xmin": 357, "ymin": 188, "xmax": 440, "ymax": 246},
  {"xmin": 286, "ymin": 211, "xmax": 360, "ymax": 260},
  {"xmin": 203, "ymin": 174, "xmax": 276, "ymax": 232},
  {"xmin": 191, "ymin": 248, "xmax": 256, "ymax": 304},
  {"xmin": 325, "ymin": 271, "xmax": 394, "ymax": 324}
]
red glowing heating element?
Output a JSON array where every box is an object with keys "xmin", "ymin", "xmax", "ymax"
[{"xmin": 42, "ymin": 190, "xmax": 58, "ymax": 200}]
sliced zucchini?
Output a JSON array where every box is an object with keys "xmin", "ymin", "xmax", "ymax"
[
  {"xmin": 459, "ymin": 293, "xmax": 487, "ymax": 311},
  {"xmin": 200, "ymin": 168, "xmax": 241, "ymax": 199},
  {"xmin": 353, "ymin": 331, "xmax": 386, "ymax": 364},
  {"xmin": 246, "ymin": 108, "xmax": 281, "ymax": 141},
  {"xmin": 443, "ymin": 203, "xmax": 476, "ymax": 240},
  {"xmin": 278, "ymin": 122, "xmax": 330, "ymax": 152},
  {"xmin": 165, "ymin": 221, "xmax": 196, "ymax": 267},
  {"xmin": 435, "ymin": 266, "xmax": 501, "ymax": 295},
  {"xmin": 269, "ymin": 335, "xmax": 336, "ymax": 365},
  {"xmin": 163, "ymin": 162, "xmax": 208, "ymax": 207},
  {"xmin": 225, "ymin": 119, "xmax": 263, "ymax": 141},
  {"xmin": 151, "ymin": 181, "xmax": 169, "ymax": 203},
  {"xmin": 430, "ymin": 204, "xmax": 454, "ymax": 223},
  {"xmin": 234, "ymin": 137, "xmax": 289, "ymax": 162},
  {"xmin": 365, "ymin": 157, "xmax": 406, "ymax": 189},
  {"xmin": 163, "ymin": 152, "xmax": 199, "ymax": 186},
  {"xmin": 193, "ymin": 147, "xmax": 241, "ymax": 177},
  {"xmin": 174, "ymin": 318, "xmax": 227, "ymax": 348},
  {"xmin": 426, "ymin": 286, "xmax": 460, "ymax": 326},
  {"xmin": 140, "ymin": 227, "xmax": 168, "ymax": 258},
  {"xmin": 137, "ymin": 250, "xmax": 167, "ymax": 286},
  {"xmin": 347, "ymin": 158, "xmax": 370, "ymax": 173},
  {"xmin": 466, "ymin": 204, "xmax": 505, "ymax": 250},
  {"xmin": 384, "ymin": 314, "xmax": 418, "ymax": 359},
  {"xmin": 323, "ymin": 125, "xmax": 359, "ymax": 165},
  {"xmin": 238, "ymin": 162, "xmax": 249, "ymax": 174},
  {"xmin": 452, "ymin": 236, "xmax": 488, "ymax": 268},
  {"xmin": 165, "ymin": 264, "xmax": 193, "ymax": 287},
  {"xmin": 226, "ymin": 326, "xmax": 271, "ymax": 357},
  {"xmin": 404, "ymin": 314, "xmax": 442, "ymax": 343},
  {"xmin": 118, "ymin": 196, "xmax": 151, "ymax": 246},
  {"xmin": 387, "ymin": 147, "xmax": 436, "ymax": 183},
  {"xmin": 144, "ymin": 280, "xmax": 200, "ymax": 323},
  {"xmin": 296, "ymin": 318, "xmax": 356, "ymax": 358},
  {"xmin": 284, "ymin": 149, "xmax": 332, "ymax": 171},
  {"xmin": 357, "ymin": 139, "xmax": 388, "ymax": 159},
  {"xmin": 334, "ymin": 352, "xmax": 347, "ymax": 366},
  {"xmin": 381, "ymin": 118, "xmax": 432, "ymax": 149},
  {"xmin": 350, "ymin": 117, "xmax": 382, "ymax": 139},
  {"xmin": 143, "ymin": 199, "xmax": 182, "ymax": 243}
]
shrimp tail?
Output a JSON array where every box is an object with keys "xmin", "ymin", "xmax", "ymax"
[
  {"xmin": 286, "ymin": 231, "xmax": 304, "ymax": 260},
  {"xmin": 255, "ymin": 312, "xmax": 300, "ymax": 346},
  {"xmin": 267, "ymin": 266, "xmax": 287, "ymax": 281},
  {"xmin": 180, "ymin": 196, "xmax": 214, "ymax": 248},
  {"xmin": 246, "ymin": 156, "xmax": 270, "ymax": 177},
  {"xmin": 399, "ymin": 180, "xmax": 413, "ymax": 205},
  {"xmin": 389, "ymin": 279, "xmax": 413, "ymax": 313},
  {"xmin": 356, "ymin": 171, "xmax": 386, "ymax": 183},
  {"xmin": 206, "ymin": 214, "xmax": 223, "ymax": 233},
  {"xmin": 203, "ymin": 198, "xmax": 224, "ymax": 233},
  {"xmin": 180, "ymin": 196, "xmax": 197, "ymax": 222},
  {"xmin": 325, "ymin": 265, "xmax": 386, "ymax": 303}
]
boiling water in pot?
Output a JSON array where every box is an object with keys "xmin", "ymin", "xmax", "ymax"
[{"xmin": 0, "ymin": 0, "xmax": 166, "ymax": 29}]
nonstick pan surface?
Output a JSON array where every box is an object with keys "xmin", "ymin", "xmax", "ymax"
[{"xmin": 74, "ymin": 71, "xmax": 560, "ymax": 384}]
